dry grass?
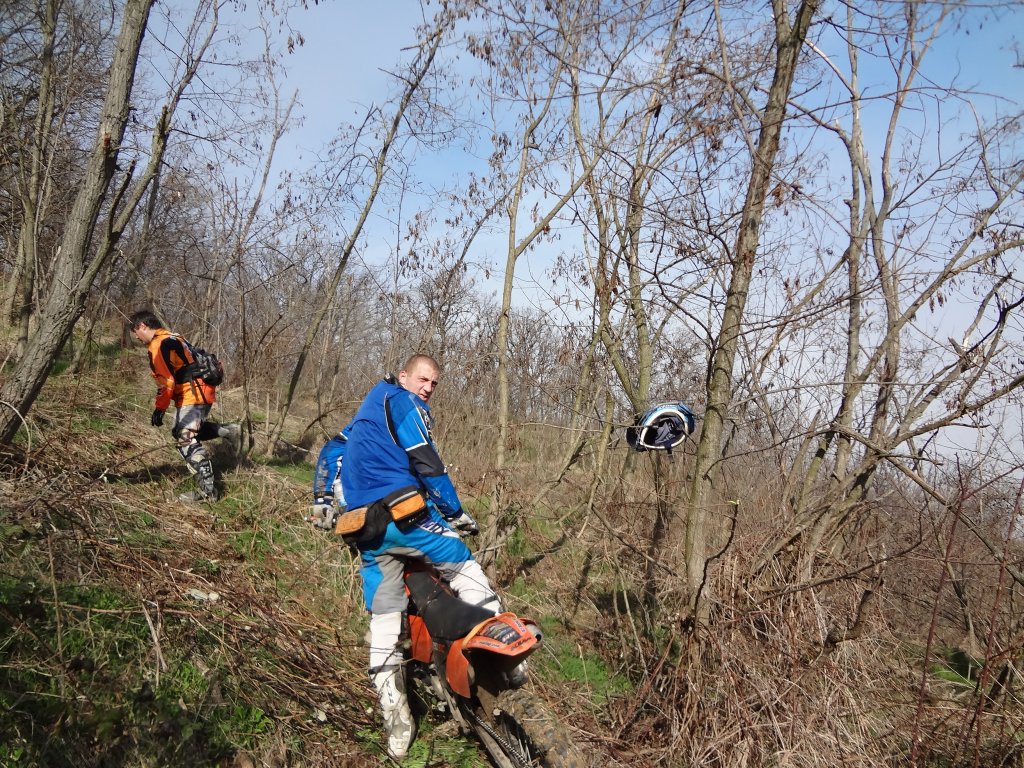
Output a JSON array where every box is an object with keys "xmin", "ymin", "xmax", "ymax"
[
  {"xmin": 3, "ymin": 354, "xmax": 1023, "ymax": 767},
  {"xmin": 0, "ymin": 356, "xmax": 610, "ymax": 767},
  {"xmin": 0, "ymin": 367, "xmax": 386, "ymax": 766}
]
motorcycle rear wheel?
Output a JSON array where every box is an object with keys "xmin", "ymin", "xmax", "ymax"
[{"xmin": 470, "ymin": 687, "xmax": 588, "ymax": 768}]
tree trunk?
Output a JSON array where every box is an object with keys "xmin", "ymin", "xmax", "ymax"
[
  {"xmin": 0, "ymin": 0, "xmax": 155, "ymax": 445},
  {"xmin": 684, "ymin": 0, "xmax": 820, "ymax": 621},
  {"xmin": 4, "ymin": 0, "xmax": 58, "ymax": 356}
]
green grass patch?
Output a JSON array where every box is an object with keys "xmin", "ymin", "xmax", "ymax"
[
  {"xmin": 505, "ymin": 577, "xmax": 530, "ymax": 600},
  {"xmin": 404, "ymin": 732, "xmax": 486, "ymax": 767},
  {"xmin": 213, "ymin": 703, "xmax": 273, "ymax": 750},
  {"xmin": 0, "ymin": 573, "xmax": 287, "ymax": 767},
  {"xmin": 931, "ymin": 665, "xmax": 975, "ymax": 688},
  {"xmin": 212, "ymin": 494, "xmax": 247, "ymax": 522},
  {"xmin": 8, "ymin": 426, "xmax": 30, "ymax": 448},
  {"xmin": 270, "ymin": 524, "xmax": 307, "ymax": 556},
  {"xmin": 92, "ymin": 339, "xmax": 127, "ymax": 359},
  {"xmin": 121, "ymin": 526, "xmax": 174, "ymax": 550},
  {"xmin": 227, "ymin": 529, "xmax": 271, "ymax": 561},
  {"xmin": 534, "ymin": 620, "xmax": 633, "ymax": 705},
  {"xmin": 0, "ymin": 744, "xmax": 27, "ymax": 765},
  {"xmin": 191, "ymin": 557, "xmax": 222, "ymax": 577},
  {"xmin": 167, "ymin": 660, "xmax": 210, "ymax": 700},
  {"xmin": 930, "ymin": 646, "xmax": 983, "ymax": 688},
  {"xmin": 74, "ymin": 413, "xmax": 119, "ymax": 433},
  {"xmin": 0, "ymin": 521, "xmax": 39, "ymax": 558},
  {"xmin": 504, "ymin": 526, "xmax": 529, "ymax": 559}
]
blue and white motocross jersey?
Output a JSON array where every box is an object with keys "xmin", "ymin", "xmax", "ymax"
[{"xmin": 341, "ymin": 378, "xmax": 461, "ymax": 515}]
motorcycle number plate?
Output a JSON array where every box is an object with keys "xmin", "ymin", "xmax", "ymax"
[{"xmin": 481, "ymin": 622, "xmax": 520, "ymax": 644}]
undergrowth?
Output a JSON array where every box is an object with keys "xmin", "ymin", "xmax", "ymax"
[
  {"xmin": 0, "ymin": 346, "xmax": 606, "ymax": 767},
  {"xmin": 6, "ymin": 336, "xmax": 1018, "ymax": 767}
]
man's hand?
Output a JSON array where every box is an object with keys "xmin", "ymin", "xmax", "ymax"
[
  {"xmin": 150, "ymin": 409, "xmax": 165, "ymax": 427},
  {"xmin": 308, "ymin": 500, "xmax": 338, "ymax": 531},
  {"xmin": 447, "ymin": 509, "xmax": 479, "ymax": 536}
]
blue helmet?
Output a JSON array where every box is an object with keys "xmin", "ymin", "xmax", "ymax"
[{"xmin": 626, "ymin": 402, "xmax": 697, "ymax": 453}]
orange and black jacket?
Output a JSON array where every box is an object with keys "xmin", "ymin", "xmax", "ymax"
[{"xmin": 146, "ymin": 328, "xmax": 216, "ymax": 411}]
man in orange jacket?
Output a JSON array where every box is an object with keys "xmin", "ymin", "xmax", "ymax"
[{"xmin": 128, "ymin": 310, "xmax": 241, "ymax": 502}]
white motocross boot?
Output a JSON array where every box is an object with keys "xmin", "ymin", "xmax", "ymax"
[{"xmin": 371, "ymin": 665, "xmax": 415, "ymax": 759}]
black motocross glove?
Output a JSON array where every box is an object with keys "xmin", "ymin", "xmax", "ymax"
[{"xmin": 151, "ymin": 409, "xmax": 165, "ymax": 427}]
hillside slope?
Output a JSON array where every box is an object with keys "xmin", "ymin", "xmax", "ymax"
[
  {"xmin": 0, "ymin": 351, "xmax": 604, "ymax": 767},
  {"xmin": 6, "ymin": 346, "xmax": 1023, "ymax": 768}
]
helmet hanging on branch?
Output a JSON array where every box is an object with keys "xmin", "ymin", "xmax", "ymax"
[{"xmin": 626, "ymin": 402, "xmax": 697, "ymax": 455}]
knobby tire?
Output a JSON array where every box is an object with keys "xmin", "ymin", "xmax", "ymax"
[{"xmin": 481, "ymin": 687, "xmax": 588, "ymax": 768}]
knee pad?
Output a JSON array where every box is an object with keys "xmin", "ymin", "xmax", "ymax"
[
  {"xmin": 177, "ymin": 438, "xmax": 208, "ymax": 469},
  {"xmin": 175, "ymin": 428, "xmax": 199, "ymax": 450},
  {"xmin": 446, "ymin": 560, "xmax": 499, "ymax": 611}
]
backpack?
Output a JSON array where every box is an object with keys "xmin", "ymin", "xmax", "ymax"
[{"xmin": 183, "ymin": 341, "xmax": 225, "ymax": 386}]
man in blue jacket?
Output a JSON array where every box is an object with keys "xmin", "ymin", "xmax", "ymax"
[{"xmin": 341, "ymin": 354, "xmax": 497, "ymax": 759}]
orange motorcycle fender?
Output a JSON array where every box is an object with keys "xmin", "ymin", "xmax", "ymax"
[
  {"xmin": 445, "ymin": 613, "xmax": 540, "ymax": 698},
  {"xmin": 446, "ymin": 638, "xmax": 473, "ymax": 698},
  {"xmin": 462, "ymin": 612, "xmax": 540, "ymax": 657},
  {"xmin": 408, "ymin": 614, "xmax": 433, "ymax": 664}
]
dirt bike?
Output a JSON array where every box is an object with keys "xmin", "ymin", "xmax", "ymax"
[{"xmin": 403, "ymin": 562, "xmax": 588, "ymax": 767}]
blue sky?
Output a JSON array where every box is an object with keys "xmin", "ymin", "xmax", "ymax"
[
  {"xmin": 194, "ymin": 0, "xmax": 1024, "ymax": 185},
  {"xmin": 271, "ymin": 0, "xmax": 1024, "ymax": 333},
  {"xmin": 270, "ymin": 1, "xmax": 1024, "ymax": 235},
  {"xmin": 277, "ymin": 0, "xmax": 427, "ymax": 165},
  {"xmin": 189, "ymin": 1, "xmax": 1024, "ymax": 299}
]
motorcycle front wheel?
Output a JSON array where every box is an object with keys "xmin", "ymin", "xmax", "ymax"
[{"xmin": 468, "ymin": 687, "xmax": 588, "ymax": 768}]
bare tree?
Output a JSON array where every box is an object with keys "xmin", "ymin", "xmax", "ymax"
[
  {"xmin": 463, "ymin": 0, "xmax": 635, "ymax": 563},
  {"xmin": 566, "ymin": 0, "xmax": 710, "ymax": 612},
  {"xmin": 0, "ymin": 0, "xmax": 157, "ymax": 445},
  {"xmin": 1, "ymin": 0, "xmax": 108, "ymax": 351},
  {"xmin": 743, "ymin": 2, "xmax": 1024, "ymax": 586},
  {"xmin": 681, "ymin": 0, "xmax": 821, "ymax": 624}
]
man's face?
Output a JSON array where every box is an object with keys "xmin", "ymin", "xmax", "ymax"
[
  {"xmin": 398, "ymin": 361, "xmax": 439, "ymax": 402},
  {"xmin": 131, "ymin": 323, "xmax": 155, "ymax": 344}
]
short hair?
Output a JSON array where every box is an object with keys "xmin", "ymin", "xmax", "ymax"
[
  {"xmin": 401, "ymin": 354, "xmax": 440, "ymax": 374},
  {"xmin": 127, "ymin": 309, "xmax": 162, "ymax": 331}
]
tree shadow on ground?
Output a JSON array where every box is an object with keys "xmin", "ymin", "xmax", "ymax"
[{"xmin": 81, "ymin": 462, "xmax": 182, "ymax": 485}]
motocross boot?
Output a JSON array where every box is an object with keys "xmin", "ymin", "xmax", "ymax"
[
  {"xmin": 179, "ymin": 440, "xmax": 218, "ymax": 501},
  {"xmin": 178, "ymin": 489, "xmax": 215, "ymax": 503},
  {"xmin": 372, "ymin": 666, "xmax": 415, "ymax": 759},
  {"xmin": 221, "ymin": 422, "xmax": 243, "ymax": 458}
]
